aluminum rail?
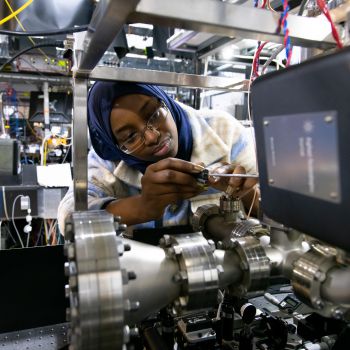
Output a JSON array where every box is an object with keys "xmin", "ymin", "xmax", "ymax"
[
  {"xmin": 130, "ymin": 0, "xmax": 336, "ymax": 49},
  {"xmin": 73, "ymin": 79, "xmax": 88, "ymax": 211},
  {"xmin": 0, "ymin": 72, "xmax": 72, "ymax": 85},
  {"xmin": 89, "ymin": 66, "xmax": 248, "ymax": 91}
]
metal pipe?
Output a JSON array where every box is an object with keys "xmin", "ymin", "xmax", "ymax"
[
  {"xmin": 206, "ymin": 216, "xmax": 237, "ymax": 241},
  {"xmin": 120, "ymin": 239, "xmax": 181, "ymax": 324},
  {"xmin": 321, "ymin": 266, "xmax": 350, "ymax": 305},
  {"xmin": 213, "ymin": 249, "xmax": 243, "ymax": 288}
]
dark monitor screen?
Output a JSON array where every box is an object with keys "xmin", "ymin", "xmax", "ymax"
[{"xmin": 29, "ymin": 92, "xmax": 72, "ymax": 124}]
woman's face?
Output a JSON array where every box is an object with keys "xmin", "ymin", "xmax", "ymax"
[{"xmin": 110, "ymin": 93, "xmax": 178, "ymax": 162}]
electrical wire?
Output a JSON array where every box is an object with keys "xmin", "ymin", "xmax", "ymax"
[
  {"xmin": 0, "ymin": 25, "xmax": 88, "ymax": 37},
  {"xmin": 2, "ymin": 186, "xmax": 10, "ymax": 221},
  {"xmin": 0, "ymin": 0, "xmax": 33, "ymax": 26},
  {"xmin": 247, "ymin": 185, "xmax": 258, "ymax": 219},
  {"xmin": 261, "ymin": 45, "xmax": 284, "ymax": 73},
  {"xmin": 11, "ymin": 195, "xmax": 25, "ymax": 248},
  {"xmin": 317, "ymin": 0, "xmax": 343, "ymax": 49},
  {"xmin": 0, "ymin": 40, "xmax": 64, "ymax": 72}
]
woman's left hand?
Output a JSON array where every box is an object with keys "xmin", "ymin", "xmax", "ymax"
[{"xmin": 207, "ymin": 162, "xmax": 258, "ymax": 199}]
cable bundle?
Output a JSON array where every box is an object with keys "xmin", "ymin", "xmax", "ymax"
[
  {"xmin": 278, "ymin": 0, "xmax": 293, "ymax": 66},
  {"xmin": 317, "ymin": 0, "xmax": 343, "ymax": 48}
]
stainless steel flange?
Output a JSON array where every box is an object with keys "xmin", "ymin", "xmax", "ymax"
[
  {"xmin": 64, "ymin": 210, "xmax": 133, "ymax": 350},
  {"xmin": 160, "ymin": 232, "xmax": 220, "ymax": 311}
]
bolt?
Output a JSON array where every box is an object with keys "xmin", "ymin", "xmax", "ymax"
[
  {"xmin": 123, "ymin": 325, "xmax": 130, "ymax": 343},
  {"xmin": 64, "ymin": 262, "xmax": 71, "ymax": 277},
  {"xmin": 130, "ymin": 327, "xmax": 139, "ymax": 338},
  {"xmin": 173, "ymin": 245, "xmax": 183, "ymax": 255},
  {"xmin": 159, "ymin": 234, "xmax": 171, "ymax": 247},
  {"xmin": 65, "ymin": 223, "xmax": 74, "ymax": 241},
  {"xmin": 125, "ymin": 299, "xmax": 140, "ymax": 312},
  {"xmin": 124, "ymin": 243, "xmax": 131, "ymax": 252},
  {"xmin": 117, "ymin": 224, "xmax": 127, "ymax": 233},
  {"xmin": 69, "ymin": 275, "xmax": 78, "ymax": 290},
  {"xmin": 65, "ymin": 308, "xmax": 71, "ymax": 322},
  {"xmin": 128, "ymin": 271, "xmax": 137, "ymax": 280},
  {"xmin": 207, "ymin": 239, "xmax": 216, "ymax": 252},
  {"xmin": 269, "ymin": 179, "xmax": 275, "ymax": 184},
  {"xmin": 67, "ymin": 244, "xmax": 75, "ymax": 260},
  {"xmin": 263, "ymin": 120, "xmax": 269, "ymax": 126},
  {"xmin": 314, "ymin": 298, "xmax": 324, "ymax": 309},
  {"xmin": 324, "ymin": 115, "xmax": 333, "ymax": 123},
  {"xmin": 216, "ymin": 265, "xmax": 224, "ymax": 274},
  {"xmin": 229, "ymin": 238, "xmax": 238, "ymax": 248},
  {"xmin": 314, "ymin": 271, "xmax": 326, "ymax": 282},
  {"xmin": 332, "ymin": 308, "xmax": 344, "ymax": 319},
  {"xmin": 65, "ymin": 284, "xmax": 70, "ymax": 298},
  {"xmin": 114, "ymin": 216, "xmax": 122, "ymax": 223}
]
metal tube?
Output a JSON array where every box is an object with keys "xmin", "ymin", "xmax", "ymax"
[
  {"xmin": 120, "ymin": 239, "xmax": 181, "ymax": 324},
  {"xmin": 320, "ymin": 266, "xmax": 350, "ymax": 305},
  {"xmin": 213, "ymin": 249, "xmax": 243, "ymax": 289},
  {"xmin": 73, "ymin": 79, "xmax": 88, "ymax": 211},
  {"xmin": 206, "ymin": 216, "xmax": 236, "ymax": 241}
]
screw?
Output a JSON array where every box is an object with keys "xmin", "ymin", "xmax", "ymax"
[
  {"xmin": 269, "ymin": 179, "xmax": 275, "ymax": 184},
  {"xmin": 263, "ymin": 120, "xmax": 269, "ymax": 126},
  {"xmin": 314, "ymin": 271, "xmax": 326, "ymax": 282},
  {"xmin": 324, "ymin": 115, "xmax": 333, "ymax": 123},
  {"xmin": 65, "ymin": 284, "xmax": 70, "ymax": 298},
  {"xmin": 329, "ymin": 192, "xmax": 338, "ymax": 199},
  {"xmin": 128, "ymin": 271, "xmax": 137, "ymax": 280},
  {"xmin": 124, "ymin": 243, "xmax": 131, "ymax": 252},
  {"xmin": 332, "ymin": 308, "xmax": 344, "ymax": 319}
]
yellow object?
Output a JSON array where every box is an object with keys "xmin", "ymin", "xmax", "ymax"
[{"xmin": 0, "ymin": 0, "xmax": 33, "ymax": 26}]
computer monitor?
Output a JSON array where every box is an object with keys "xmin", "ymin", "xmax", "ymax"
[{"xmin": 29, "ymin": 92, "xmax": 72, "ymax": 124}]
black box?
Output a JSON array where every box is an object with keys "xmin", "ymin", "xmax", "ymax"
[{"xmin": 251, "ymin": 47, "xmax": 350, "ymax": 251}]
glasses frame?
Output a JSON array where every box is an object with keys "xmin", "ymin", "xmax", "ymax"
[{"xmin": 118, "ymin": 100, "xmax": 168, "ymax": 154}]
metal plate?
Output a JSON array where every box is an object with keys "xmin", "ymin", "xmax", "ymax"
[
  {"xmin": 263, "ymin": 111, "xmax": 341, "ymax": 203},
  {"xmin": 0, "ymin": 323, "xmax": 69, "ymax": 350}
]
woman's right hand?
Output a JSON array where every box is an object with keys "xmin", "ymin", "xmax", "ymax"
[{"xmin": 140, "ymin": 158, "xmax": 206, "ymax": 220}]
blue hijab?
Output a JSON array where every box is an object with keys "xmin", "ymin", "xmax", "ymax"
[{"xmin": 88, "ymin": 81, "xmax": 193, "ymax": 174}]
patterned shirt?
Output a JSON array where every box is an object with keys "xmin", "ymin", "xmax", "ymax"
[{"xmin": 57, "ymin": 102, "xmax": 256, "ymax": 234}]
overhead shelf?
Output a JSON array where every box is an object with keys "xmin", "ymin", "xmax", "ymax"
[{"xmin": 76, "ymin": 0, "xmax": 337, "ymax": 76}]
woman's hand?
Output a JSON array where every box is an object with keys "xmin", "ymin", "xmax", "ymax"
[
  {"xmin": 139, "ymin": 158, "xmax": 206, "ymax": 220},
  {"xmin": 206, "ymin": 162, "xmax": 259, "ymax": 216},
  {"xmin": 207, "ymin": 162, "xmax": 258, "ymax": 197}
]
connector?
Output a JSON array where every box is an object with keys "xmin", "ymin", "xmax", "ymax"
[{"xmin": 20, "ymin": 196, "xmax": 30, "ymax": 211}]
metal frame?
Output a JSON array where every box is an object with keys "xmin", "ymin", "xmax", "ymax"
[
  {"xmin": 90, "ymin": 66, "xmax": 248, "ymax": 91},
  {"xmin": 72, "ymin": 0, "xmax": 338, "ymax": 209}
]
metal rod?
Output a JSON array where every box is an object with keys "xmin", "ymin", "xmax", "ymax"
[
  {"xmin": 209, "ymin": 173, "xmax": 259, "ymax": 178},
  {"xmin": 73, "ymin": 79, "xmax": 88, "ymax": 211}
]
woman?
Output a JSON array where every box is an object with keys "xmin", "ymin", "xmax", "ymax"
[{"xmin": 58, "ymin": 81, "xmax": 258, "ymax": 234}]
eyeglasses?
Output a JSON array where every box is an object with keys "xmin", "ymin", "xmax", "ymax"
[{"xmin": 118, "ymin": 100, "xmax": 168, "ymax": 154}]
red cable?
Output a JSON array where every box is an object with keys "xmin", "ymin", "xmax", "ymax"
[{"xmin": 317, "ymin": 0, "xmax": 343, "ymax": 49}]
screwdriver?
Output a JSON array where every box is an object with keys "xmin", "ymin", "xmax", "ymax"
[{"xmin": 193, "ymin": 169, "xmax": 259, "ymax": 184}]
